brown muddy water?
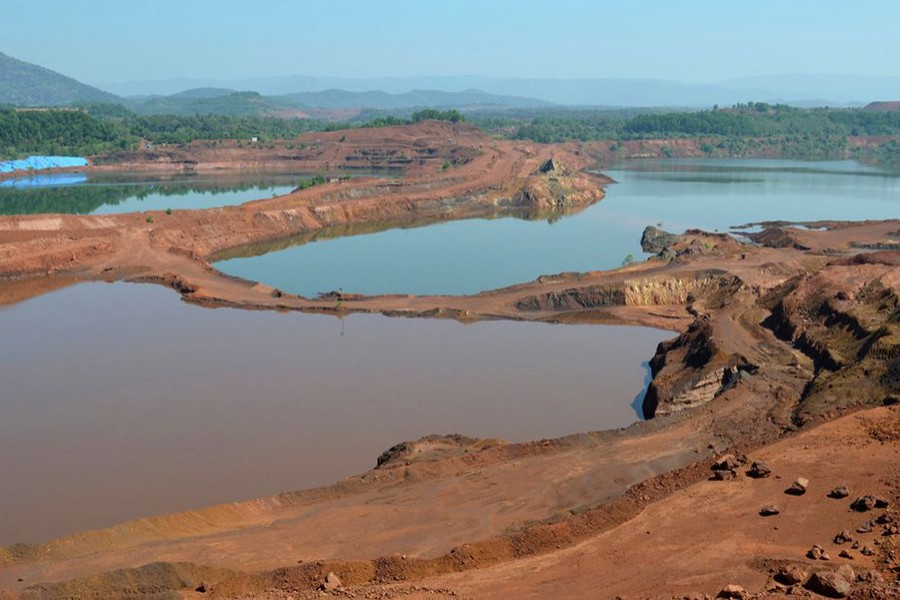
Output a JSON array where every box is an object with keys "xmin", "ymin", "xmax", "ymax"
[{"xmin": 0, "ymin": 282, "xmax": 672, "ymax": 545}]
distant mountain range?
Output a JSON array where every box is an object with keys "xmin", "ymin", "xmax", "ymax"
[
  {"xmin": 5, "ymin": 50, "xmax": 900, "ymax": 112},
  {"xmin": 280, "ymin": 88, "xmax": 551, "ymax": 109},
  {"xmin": 127, "ymin": 87, "xmax": 550, "ymax": 116},
  {"xmin": 0, "ymin": 51, "xmax": 550, "ymax": 113},
  {"xmin": 102, "ymin": 73, "xmax": 900, "ymax": 108},
  {"xmin": 716, "ymin": 74, "xmax": 900, "ymax": 105},
  {"xmin": 0, "ymin": 52, "xmax": 119, "ymax": 106}
]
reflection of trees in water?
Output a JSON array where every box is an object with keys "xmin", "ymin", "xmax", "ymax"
[
  {"xmin": 0, "ymin": 172, "xmax": 395, "ymax": 216},
  {"xmin": 855, "ymin": 141, "xmax": 900, "ymax": 174},
  {"xmin": 0, "ymin": 179, "xmax": 294, "ymax": 215},
  {"xmin": 213, "ymin": 204, "xmax": 586, "ymax": 262}
]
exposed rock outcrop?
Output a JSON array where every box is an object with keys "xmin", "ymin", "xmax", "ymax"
[
  {"xmin": 642, "ymin": 315, "xmax": 757, "ymax": 418},
  {"xmin": 641, "ymin": 226, "xmax": 745, "ymax": 262},
  {"xmin": 760, "ymin": 270, "xmax": 900, "ymax": 422},
  {"xmin": 641, "ymin": 225, "xmax": 678, "ymax": 256},
  {"xmin": 517, "ymin": 272, "xmax": 743, "ymax": 313},
  {"xmin": 806, "ymin": 568, "xmax": 853, "ymax": 598}
]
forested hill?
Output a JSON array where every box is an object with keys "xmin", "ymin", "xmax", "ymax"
[{"xmin": 0, "ymin": 52, "xmax": 120, "ymax": 106}]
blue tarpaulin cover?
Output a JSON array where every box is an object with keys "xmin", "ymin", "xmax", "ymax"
[{"xmin": 0, "ymin": 156, "xmax": 88, "ymax": 174}]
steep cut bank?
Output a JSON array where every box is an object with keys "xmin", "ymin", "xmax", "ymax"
[{"xmin": 641, "ymin": 224, "xmax": 900, "ymax": 424}]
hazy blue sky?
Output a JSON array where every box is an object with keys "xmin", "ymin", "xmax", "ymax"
[{"xmin": 5, "ymin": 0, "xmax": 899, "ymax": 84}]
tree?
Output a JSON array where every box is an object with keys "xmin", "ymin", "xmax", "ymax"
[{"xmin": 411, "ymin": 109, "xmax": 464, "ymax": 123}]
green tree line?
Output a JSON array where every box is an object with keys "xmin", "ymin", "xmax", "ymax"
[
  {"xmin": 469, "ymin": 103, "xmax": 900, "ymax": 143},
  {"xmin": 0, "ymin": 108, "xmax": 129, "ymax": 158},
  {"xmin": 0, "ymin": 106, "xmax": 467, "ymax": 159},
  {"xmin": 2, "ymin": 103, "xmax": 898, "ymax": 165}
]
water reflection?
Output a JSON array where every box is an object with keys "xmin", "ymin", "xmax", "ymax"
[
  {"xmin": 0, "ymin": 170, "xmax": 399, "ymax": 216},
  {"xmin": 216, "ymin": 159, "xmax": 900, "ymax": 297},
  {"xmin": 212, "ymin": 204, "xmax": 589, "ymax": 263},
  {"xmin": 0, "ymin": 174, "xmax": 88, "ymax": 189}
]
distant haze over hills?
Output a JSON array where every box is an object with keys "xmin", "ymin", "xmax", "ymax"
[
  {"xmin": 4, "ymin": 49, "xmax": 900, "ymax": 110},
  {"xmin": 103, "ymin": 73, "xmax": 900, "ymax": 108},
  {"xmin": 126, "ymin": 88, "xmax": 550, "ymax": 116},
  {"xmin": 280, "ymin": 89, "xmax": 551, "ymax": 110},
  {"xmin": 0, "ymin": 51, "xmax": 547, "ymax": 112},
  {"xmin": 154, "ymin": 88, "xmax": 550, "ymax": 109}
]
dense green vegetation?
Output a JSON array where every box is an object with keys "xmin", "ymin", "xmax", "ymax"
[
  {"xmin": 468, "ymin": 103, "xmax": 900, "ymax": 165},
  {"xmin": 0, "ymin": 106, "xmax": 468, "ymax": 159},
  {"xmin": 468, "ymin": 108, "xmax": 641, "ymax": 142},
  {"xmin": 622, "ymin": 103, "xmax": 900, "ymax": 138},
  {"xmin": 0, "ymin": 107, "xmax": 334, "ymax": 158},
  {"xmin": 410, "ymin": 109, "xmax": 464, "ymax": 123},
  {"xmin": 1, "ymin": 102, "xmax": 898, "ymax": 166},
  {"xmin": 122, "ymin": 112, "xmax": 329, "ymax": 145},
  {"xmin": 470, "ymin": 103, "xmax": 900, "ymax": 143},
  {"xmin": 0, "ymin": 108, "xmax": 130, "ymax": 157},
  {"xmin": 0, "ymin": 52, "xmax": 120, "ymax": 107}
]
